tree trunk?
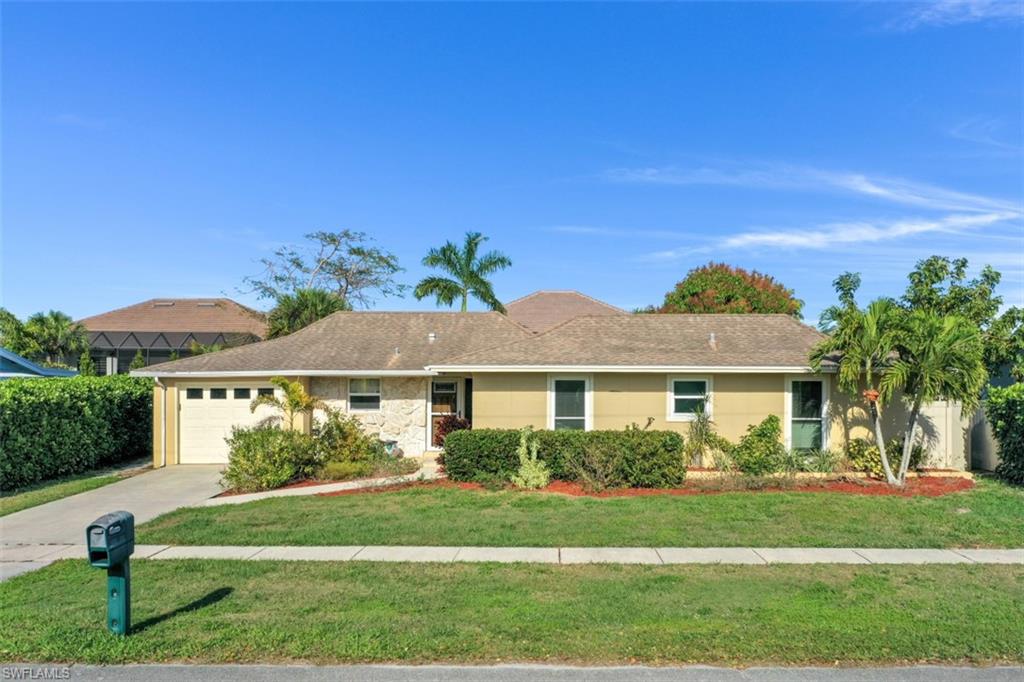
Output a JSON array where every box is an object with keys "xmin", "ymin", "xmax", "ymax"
[
  {"xmin": 897, "ymin": 401, "xmax": 922, "ymax": 486},
  {"xmin": 460, "ymin": 291, "xmax": 468, "ymax": 312},
  {"xmin": 871, "ymin": 402, "xmax": 899, "ymax": 486}
]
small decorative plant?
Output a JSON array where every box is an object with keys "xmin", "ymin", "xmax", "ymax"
[{"xmin": 511, "ymin": 427, "xmax": 550, "ymax": 490}]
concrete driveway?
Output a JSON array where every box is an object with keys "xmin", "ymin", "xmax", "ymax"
[{"xmin": 1, "ymin": 466, "xmax": 223, "ymax": 545}]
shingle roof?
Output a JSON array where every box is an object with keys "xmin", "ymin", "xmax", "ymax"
[
  {"xmin": 505, "ymin": 291, "xmax": 626, "ymax": 333},
  {"xmin": 78, "ymin": 299, "xmax": 267, "ymax": 338},
  {"xmin": 137, "ymin": 311, "xmax": 532, "ymax": 375},
  {"xmin": 432, "ymin": 314, "xmax": 827, "ymax": 369}
]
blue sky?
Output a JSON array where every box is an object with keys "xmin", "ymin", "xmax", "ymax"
[{"xmin": 3, "ymin": 1, "xmax": 1022, "ymax": 325}]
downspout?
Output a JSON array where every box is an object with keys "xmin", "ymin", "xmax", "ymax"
[{"xmin": 155, "ymin": 377, "xmax": 167, "ymax": 468}]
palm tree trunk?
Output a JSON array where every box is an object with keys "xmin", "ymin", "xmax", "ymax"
[
  {"xmin": 461, "ymin": 290, "xmax": 468, "ymax": 312},
  {"xmin": 897, "ymin": 400, "xmax": 922, "ymax": 485},
  {"xmin": 871, "ymin": 402, "xmax": 898, "ymax": 486}
]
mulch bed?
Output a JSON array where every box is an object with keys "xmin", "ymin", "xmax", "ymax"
[{"xmin": 314, "ymin": 476, "xmax": 974, "ymax": 499}]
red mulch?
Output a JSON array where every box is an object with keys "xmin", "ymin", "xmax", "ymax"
[{"xmin": 313, "ymin": 476, "xmax": 974, "ymax": 499}]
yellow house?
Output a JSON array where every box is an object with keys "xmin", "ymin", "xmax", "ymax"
[{"xmin": 132, "ymin": 292, "xmax": 970, "ymax": 470}]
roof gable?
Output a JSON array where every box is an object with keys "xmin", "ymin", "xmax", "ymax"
[{"xmin": 504, "ymin": 290, "xmax": 626, "ymax": 333}]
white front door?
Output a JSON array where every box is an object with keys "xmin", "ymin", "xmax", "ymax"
[{"xmin": 178, "ymin": 384, "xmax": 279, "ymax": 464}]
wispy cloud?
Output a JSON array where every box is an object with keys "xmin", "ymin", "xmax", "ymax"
[
  {"xmin": 51, "ymin": 113, "xmax": 108, "ymax": 130},
  {"xmin": 946, "ymin": 116, "xmax": 1023, "ymax": 152},
  {"xmin": 605, "ymin": 162, "xmax": 1020, "ymax": 213},
  {"xmin": 722, "ymin": 211, "xmax": 1016, "ymax": 249},
  {"xmin": 886, "ymin": 1, "xmax": 1023, "ymax": 31},
  {"xmin": 549, "ymin": 225, "xmax": 693, "ymax": 240}
]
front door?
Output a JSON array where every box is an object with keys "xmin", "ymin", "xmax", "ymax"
[{"xmin": 430, "ymin": 379, "xmax": 460, "ymax": 447}]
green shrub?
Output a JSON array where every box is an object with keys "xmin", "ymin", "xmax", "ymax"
[
  {"xmin": 0, "ymin": 376, "xmax": 152, "ymax": 490},
  {"xmin": 444, "ymin": 427, "xmax": 686, "ymax": 488},
  {"xmin": 314, "ymin": 410, "xmax": 386, "ymax": 464},
  {"xmin": 510, "ymin": 428, "xmax": 550, "ymax": 490},
  {"xmin": 987, "ymin": 383, "xmax": 1024, "ymax": 484},
  {"xmin": 845, "ymin": 437, "xmax": 923, "ymax": 478},
  {"xmin": 730, "ymin": 415, "xmax": 786, "ymax": 475},
  {"xmin": 221, "ymin": 425, "xmax": 317, "ymax": 493},
  {"xmin": 320, "ymin": 460, "xmax": 375, "ymax": 481},
  {"xmin": 781, "ymin": 448, "xmax": 843, "ymax": 474}
]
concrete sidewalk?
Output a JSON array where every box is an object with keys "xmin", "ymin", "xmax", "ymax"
[{"xmin": 3, "ymin": 543, "xmax": 1020, "ymax": 578}]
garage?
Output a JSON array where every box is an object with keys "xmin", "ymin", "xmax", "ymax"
[{"xmin": 178, "ymin": 383, "xmax": 279, "ymax": 464}]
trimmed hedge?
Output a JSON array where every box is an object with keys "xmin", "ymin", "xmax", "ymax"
[
  {"xmin": 0, "ymin": 376, "xmax": 152, "ymax": 490},
  {"xmin": 987, "ymin": 383, "xmax": 1024, "ymax": 485},
  {"xmin": 442, "ymin": 428, "xmax": 686, "ymax": 488}
]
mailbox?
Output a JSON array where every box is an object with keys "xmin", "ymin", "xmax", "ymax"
[
  {"xmin": 86, "ymin": 511, "xmax": 135, "ymax": 635},
  {"xmin": 86, "ymin": 511, "xmax": 135, "ymax": 567}
]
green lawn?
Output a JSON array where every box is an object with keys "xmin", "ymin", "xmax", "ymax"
[
  {"xmin": 0, "ymin": 560, "xmax": 1020, "ymax": 665},
  {"xmin": 139, "ymin": 477, "xmax": 1024, "ymax": 548},
  {"xmin": 0, "ymin": 471, "xmax": 123, "ymax": 517}
]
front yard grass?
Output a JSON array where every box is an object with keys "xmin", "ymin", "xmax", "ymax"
[
  {"xmin": 139, "ymin": 477, "xmax": 1024, "ymax": 548},
  {"xmin": 0, "ymin": 471, "xmax": 122, "ymax": 517},
  {"xmin": 0, "ymin": 560, "xmax": 1020, "ymax": 665}
]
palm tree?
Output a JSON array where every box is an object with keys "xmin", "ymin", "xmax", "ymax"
[
  {"xmin": 413, "ymin": 232, "xmax": 511, "ymax": 313},
  {"xmin": 811, "ymin": 298, "xmax": 902, "ymax": 484},
  {"xmin": 250, "ymin": 376, "xmax": 325, "ymax": 429},
  {"xmin": 24, "ymin": 310, "xmax": 87, "ymax": 366},
  {"xmin": 267, "ymin": 288, "xmax": 350, "ymax": 339},
  {"xmin": 880, "ymin": 311, "xmax": 987, "ymax": 484}
]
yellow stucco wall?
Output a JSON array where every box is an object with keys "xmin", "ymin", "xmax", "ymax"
[{"xmin": 471, "ymin": 373, "xmax": 548, "ymax": 429}]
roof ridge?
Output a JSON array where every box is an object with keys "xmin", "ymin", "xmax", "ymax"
[
  {"xmin": 434, "ymin": 312, "xmax": 584, "ymax": 365},
  {"xmin": 504, "ymin": 290, "xmax": 626, "ymax": 313}
]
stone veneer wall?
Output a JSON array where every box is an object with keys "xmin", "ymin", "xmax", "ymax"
[{"xmin": 310, "ymin": 376, "xmax": 429, "ymax": 457}]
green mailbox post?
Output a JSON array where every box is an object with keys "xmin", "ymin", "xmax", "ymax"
[{"xmin": 86, "ymin": 511, "xmax": 135, "ymax": 635}]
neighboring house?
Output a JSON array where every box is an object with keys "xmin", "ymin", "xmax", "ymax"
[
  {"xmin": 0, "ymin": 348, "xmax": 77, "ymax": 379},
  {"xmin": 78, "ymin": 298, "xmax": 267, "ymax": 374},
  {"xmin": 505, "ymin": 290, "xmax": 626, "ymax": 333},
  {"xmin": 132, "ymin": 291, "xmax": 972, "ymax": 470}
]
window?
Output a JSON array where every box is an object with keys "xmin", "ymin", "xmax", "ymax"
[
  {"xmin": 550, "ymin": 376, "xmax": 590, "ymax": 431},
  {"xmin": 790, "ymin": 379, "xmax": 825, "ymax": 451},
  {"xmin": 667, "ymin": 377, "xmax": 710, "ymax": 421},
  {"xmin": 233, "ymin": 388, "xmax": 251, "ymax": 400},
  {"xmin": 186, "ymin": 388, "xmax": 203, "ymax": 400},
  {"xmin": 210, "ymin": 388, "xmax": 227, "ymax": 400},
  {"xmin": 349, "ymin": 378, "xmax": 381, "ymax": 411},
  {"xmin": 257, "ymin": 387, "xmax": 274, "ymax": 397}
]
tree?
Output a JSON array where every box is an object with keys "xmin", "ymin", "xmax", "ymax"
[
  {"xmin": 880, "ymin": 311, "xmax": 987, "ymax": 483},
  {"xmin": 901, "ymin": 255, "xmax": 1023, "ymax": 380},
  {"xmin": 189, "ymin": 341, "xmax": 224, "ymax": 355},
  {"xmin": 129, "ymin": 349, "xmax": 147, "ymax": 370},
  {"xmin": 78, "ymin": 349, "xmax": 96, "ymax": 376},
  {"xmin": 267, "ymin": 288, "xmax": 350, "ymax": 339},
  {"xmin": 812, "ymin": 272, "xmax": 989, "ymax": 487},
  {"xmin": 249, "ymin": 376, "xmax": 325, "ymax": 429},
  {"xmin": 243, "ymin": 230, "xmax": 406, "ymax": 308},
  {"xmin": 0, "ymin": 308, "xmax": 39, "ymax": 357},
  {"xmin": 413, "ymin": 232, "xmax": 512, "ymax": 312},
  {"xmin": 650, "ymin": 263, "xmax": 803, "ymax": 317},
  {"xmin": 811, "ymin": 296, "xmax": 903, "ymax": 484},
  {"xmin": 23, "ymin": 310, "xmax": 88, "ymax": 366}
]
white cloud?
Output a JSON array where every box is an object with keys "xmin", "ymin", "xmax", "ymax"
[
  {"xmin": 605, "ymin": 162, "xmax": 1020, "ymax": 213},
  {"xmin": 888, "ymin": 1, "xmax": 1023, "ymax": 30},
  {"xmin": 947, "ymin": 116, "xmax": 1022, "ymax": 152},
  {"xmin": 722, "ymin": 211, "xmax": 1016, "ymax": 250}
]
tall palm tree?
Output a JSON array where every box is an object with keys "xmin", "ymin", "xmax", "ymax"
[
  {"xmin": 880, "ymin": 310, "xmax": 987, "ymax": 484},
  {"xmin": 413, "ymin": 232, "xmax": 511, "ymax": 313},
  {"xmin": 810, "ymin": 298, "xmax": 902, "ymax": 484},
  {"xmin": 267, "ymin": 288, "xmax": 350, "ymax": 339},
  {"xmin": 24, "ymin": 310, "xmax": 87, "ymax": 366}
]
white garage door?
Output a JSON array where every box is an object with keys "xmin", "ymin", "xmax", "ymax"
[{"xmin": 178, "ymin": 384, "xmax": 279, "ymax": 464}]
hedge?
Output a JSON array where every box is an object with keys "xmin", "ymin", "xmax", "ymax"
[
  {"xmin": 441, "ymin": 428, "xmax": 687, "ymax": 488},
  {"xmin": 987, "ymin": 383, "xmax": 1024, "ymax": 485},
  {"xmin": 0, "ymin": 376, "xmax": 152, "ymax": 490}
]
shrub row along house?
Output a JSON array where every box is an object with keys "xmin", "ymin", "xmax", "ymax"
[{"xmin": 131, "ymin": 291, "xmax": 971, "ymax": 468}]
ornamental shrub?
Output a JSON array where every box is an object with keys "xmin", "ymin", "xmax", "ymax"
[
  {"xmin": 443, "ymin": 427, "xmax": 686, "ymax": 488},
  {"xmin": 987, "ymin": 383, "xmax": 1024, "ymax": 484},
  {"xmin": 510, "ymin": 428, "xmax": 550, "ymax": 490},
  {"xmin": 845, "ymin": 437, "xmax": 923, "ymax": 478},
  {"xmin": 730, "ymin": 415, "xmax": 787, "ymax": 475},
  {"xmin": 314, "ymin": 410, "xmax": 386, "ymax": 465},
  {"xmin": 433, "ymin": 413, "xmax": 471, "ymax": 447},
  {"xmin": 221, "ymin": 425, "xmax": 317, "ymax": 492},
  {"xmin": 0, "ymin": 375, "xmax": 152, "ymax": 490}
]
